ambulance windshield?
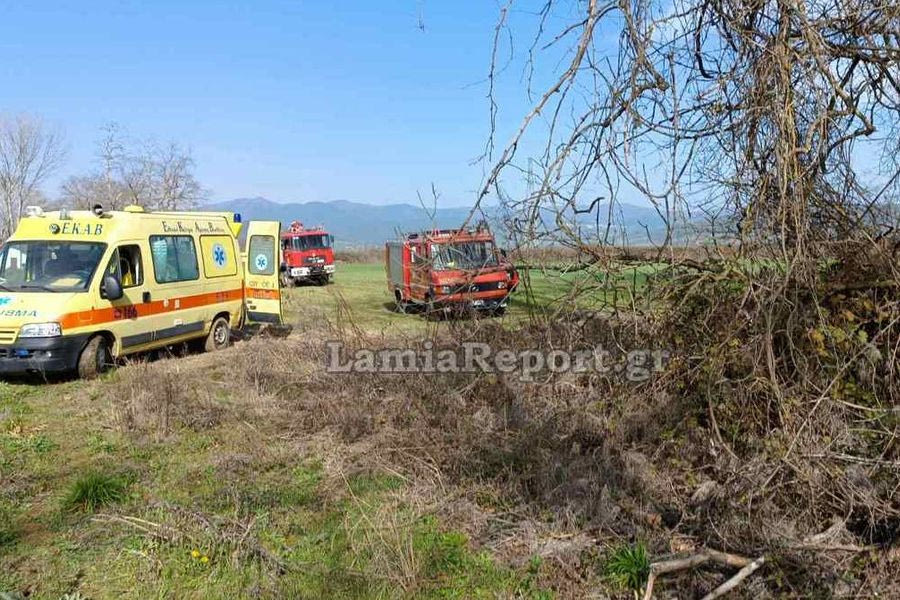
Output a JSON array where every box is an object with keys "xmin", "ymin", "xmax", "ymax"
[
  {"xmin": 0, "ymin": 241, "xmax": 107, "ymax": 292},
  {"xmin": 430, "ymin": 241, "xmax": 498, "ymax": 271}
]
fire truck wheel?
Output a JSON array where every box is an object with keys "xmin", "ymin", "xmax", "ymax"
[
  {"xmin": 77, "ymin": 335, "xmax": 111, "ymax": 379},
  {"xmin": 205, "ymin": 317, "xmax": 231, "ymax": 352},
  {"xmin": 392, "ymin": 291, "xmax": 405, "ymax": 313}
]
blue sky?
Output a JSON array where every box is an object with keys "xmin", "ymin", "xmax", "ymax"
[{"xmin": 1, "ymin": 1, "xmax": 545, "ymax": 206}]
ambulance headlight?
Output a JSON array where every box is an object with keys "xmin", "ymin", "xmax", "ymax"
[{"xmin": 19, "ymin": 322, "xmax": 62, "ymax": 338}]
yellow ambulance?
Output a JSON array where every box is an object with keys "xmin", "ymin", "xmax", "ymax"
[{"xmin": 0, "ymin": 205, "xmax": 284, "ymax": 378}]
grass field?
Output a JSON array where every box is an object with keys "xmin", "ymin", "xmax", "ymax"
[
  {"xmin": 0, "ymin": 262, "xmax": 565, "ymax": 600},
  {"xmin": 285, "ymin": 261, "xmax": 664, "ymax": 332},
  {"xmin": 0, "ymin": 261, "xmax": 665, "ymax": 599},
  {"xmin": 0, "ymin": 350, "xmax": 551, "ymax": 599}
]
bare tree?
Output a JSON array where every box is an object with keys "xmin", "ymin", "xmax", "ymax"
[
  {"xmin": 479, "ymin": 0, "xmax": 900, "ymax": 263},
  {"xmin": 0, "ymin": 114, "xmax": 65, "ymax": 239},
  {"xmin": 144, "ymin": 141, "xmax": 206, "ymax": 210},
  {"xmin": 61, "ymin": 124, "xmax": 207, "ymax": 211},
  {"xmin": 480, "ymin": 5, "xmax": 900, "ymax": 595}
]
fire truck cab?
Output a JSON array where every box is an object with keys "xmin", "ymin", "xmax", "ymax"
[
  {"xmin": 280, "ymin": 221, "xmax": 335, "ymax": 286},
  {"xmin": 385, "ymin": 223, "xmax": 518, "ymax": 316}
]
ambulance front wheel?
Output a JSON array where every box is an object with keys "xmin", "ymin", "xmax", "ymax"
[
  {"xmin": 205, "ymin": 316, "xmax": 231, "ymax": 352},
  {"xmin": 77, "ymin": 335, "xmax": 111, "ymax": 379}
]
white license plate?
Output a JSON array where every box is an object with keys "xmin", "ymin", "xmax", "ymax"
[
  {"xmin": 472, "ymin": 299, "xmax": 485, "ymax": 307},
  {"xmin": 290, "ymin": 268, "xmax": 305, "ymax": 277}
]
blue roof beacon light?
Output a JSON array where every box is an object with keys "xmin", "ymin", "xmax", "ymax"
[{"xmin": 233, "ymin": 213, "xmax": 242, "ymax": 223}]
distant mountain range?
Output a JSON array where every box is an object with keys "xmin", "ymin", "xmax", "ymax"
[
  {"xmin": 206, "ymin": 197, "xmax": 473, "ymax": 247},
  {"xmin": 205, "ymin": 197, "xmax": 681, "ymax": 247}
]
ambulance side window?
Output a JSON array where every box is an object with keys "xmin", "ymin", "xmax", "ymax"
[
  {"xmin": 149, "ymin": 235, "xmax": 199, "ymax": 284},
  {"xmin": 117, "ymin": 245, "xmax": 143, "ymax": 288},
  {"xmin": 105, "ymin": 249, "xmax": 121, "ymax": 282},
  {"xmin": 248, "ymin": 235, "xmax": 276, "ymax": 276}
]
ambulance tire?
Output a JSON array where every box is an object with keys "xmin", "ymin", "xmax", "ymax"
[
  {"xmin": 77, "ymin": 335, "xmax": 111, "ymax": 379},
  {"xmin": 205, "ymin": 317, "xmax": 231, "ymax": 352}
]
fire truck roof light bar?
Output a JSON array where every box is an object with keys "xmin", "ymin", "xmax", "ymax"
[{"xmin": 288, "ymin": 221, "xmax": 327, "ymax": 234}]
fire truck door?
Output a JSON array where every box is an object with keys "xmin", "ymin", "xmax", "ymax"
[
  {"xmin": 243, "ymin": 221, "xmax": 284, "ymax": 324},
  {"xmin": 410, "ymin": 243, "xmax": 430, "ymax": 300}
]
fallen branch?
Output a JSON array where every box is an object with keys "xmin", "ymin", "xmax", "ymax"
[
  {"xmin": 700, "ymin": 556, "xmax": 766, "ymax": 600},
  {"xmin": 642, "ymin": 549, "xmax": 762, "ymax": 600}
]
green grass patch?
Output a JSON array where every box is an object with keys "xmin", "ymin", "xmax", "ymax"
[
  {"xmin": 0, "ymin": 502, "xmax": 17, "ymax": 548},
  {"xmin": 1, "ymin": 430, "xmax": 57, "ymax": 454},
  {"xmin": 0, "ymin": 383, "xmax": 36, "ymax": 418},
  {"xmin": 86, "ymin": 433, "xmax": 118, "ymax": 455},
  {"xmin": 285, "ymin": 261, "xmax": 663, "ymax": 333},
  {"xmin": 413, "ymin": 515, "xmax": 550, "ymax": 599},
  {"xmin": 604, "ymin": 541, "xmax": 650, "ymax": 591},
  {"xmin": 64, "ymin": 471, "xmax": 128, "ymax": 512},
  {"xmin": 347, "ymin": 471, "xmax": 405, "ymax": 496}
]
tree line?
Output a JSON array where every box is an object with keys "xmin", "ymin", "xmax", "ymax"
[{"xmin": 0, "ymin": 116, "xmax": 205, "ymax": 240}]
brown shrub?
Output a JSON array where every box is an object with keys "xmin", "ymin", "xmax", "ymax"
[
  {"xmin": 98, "ymin": 250, "xmax": 899, "ymax": 597},
  {"xmin": 215, "ymin": 280, "xmax": 900, "ymax": 597},
  {"xmin": 110, "ymin": 360, "xmax": 226, "ymax": 440}
]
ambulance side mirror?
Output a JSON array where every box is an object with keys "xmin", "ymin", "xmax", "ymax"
[{"xmin": 100, "ymin": 275, "xmax": 123, "ymax": 301}]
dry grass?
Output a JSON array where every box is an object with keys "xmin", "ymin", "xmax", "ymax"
[
  {"xmin": 66, "ymin": 257, "xmax": 899, "ymax": 598},
  {"xmin": 110, "ymin": 360, "xmax": 228, "ymax": 440},
  {"xmin": 334, "ymin": 247, "xmax": 382, "ymax": 263},
  {"xmin": 215, "ymin": 286, "xmax": 898, "ymax": 596}
]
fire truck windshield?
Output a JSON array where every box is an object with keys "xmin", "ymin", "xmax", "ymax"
[
  {"xmin": 430, "ymin": 241, "xmax": 498, "ymax": 271},
  {"xmin": 287, "ymin": 234, "xmax": 332, "ymax": 250}
]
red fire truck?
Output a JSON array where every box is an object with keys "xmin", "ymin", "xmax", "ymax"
[
  {"xmin": 280, "ymin": 221, "xmax": 335, "ymax": 286},
  {"xmin": 385, "ymin": 223, "xmax": 519, "ymax": 316}
]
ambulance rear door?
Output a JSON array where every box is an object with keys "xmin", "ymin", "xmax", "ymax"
[{"xmin": 243, "ymin": 221, "xmax": 283, "ymax": 324}]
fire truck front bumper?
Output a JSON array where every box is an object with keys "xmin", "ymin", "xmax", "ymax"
[
  {"xmin": 432, "ymin": 294, "xmax": 509, "ymax": 312},
  {"xmin": 289, "ymin": 265, "xmax": 334, "ymax": 279}
]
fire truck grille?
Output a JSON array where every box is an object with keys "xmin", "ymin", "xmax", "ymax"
[
  {"xmin": 0, "ymin": 328, "xmax": 17, "ymax": 344},
  {"xmin": 450, "ymin": 282, "xmax": 501, "ymax": 294}
]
